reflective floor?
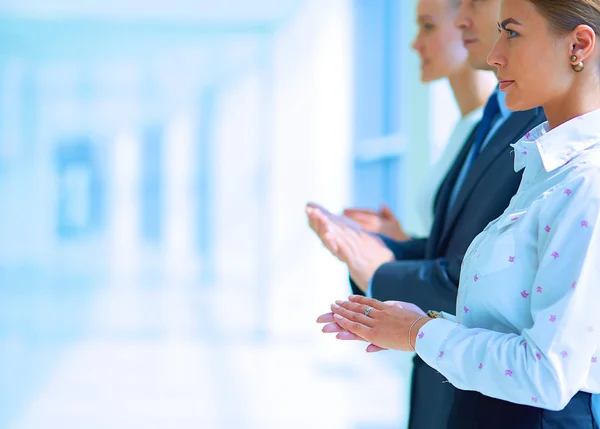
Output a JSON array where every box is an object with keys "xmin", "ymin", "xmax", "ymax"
[{"xmin": 0, "ymin": 261, "xmax": 413, "ymax": 429}]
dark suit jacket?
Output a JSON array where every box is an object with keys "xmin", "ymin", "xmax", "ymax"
[{"xmin": 351, "ymin": 107, "xmax": 546, "ymax": 429}]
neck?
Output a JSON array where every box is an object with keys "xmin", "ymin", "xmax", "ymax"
[
  {"xmin": 543, "ymin": 81, "xmax": 600, "ymax": 130},
  {"xmin": 447, "ymin": 66, "xmax": 497, "ymax": 118}
]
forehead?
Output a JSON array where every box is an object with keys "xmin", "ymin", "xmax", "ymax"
[
  {"xmin": 417, "ymin": 0, "xmax": 447, "ymax": 15},
  {"xmin": 458, "ymin": 0, "xmax": 499, "ymax": 9},
  {"xmin": 499, "ymin": 0, "xmax": 541, "ymax": 23}
]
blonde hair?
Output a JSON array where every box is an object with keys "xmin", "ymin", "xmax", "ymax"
[{"xmin": 528, "ymin": 0, "xmax": 600, "ymax": 35}]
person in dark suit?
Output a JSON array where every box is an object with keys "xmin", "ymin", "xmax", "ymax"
[
  {"xmin": 320, "ymin": 1, "xmax": 600, "ymax": 427},
  {"xmin": 307, "ymin": 0, "xmax": 545, "ymax": 427}
]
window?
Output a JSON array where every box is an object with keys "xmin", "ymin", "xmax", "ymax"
[{"xmin": 352, "ymin": 0, "xmax": 406, "ymax": 220}]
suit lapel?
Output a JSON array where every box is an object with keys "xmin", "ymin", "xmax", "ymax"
[
  {"xmin": 437, "ymin": 108, "xmax": 542, "ymax": 252},
  {"xmin": 427, "ymin": 126, "xmax": 477, "ymax": 256}
]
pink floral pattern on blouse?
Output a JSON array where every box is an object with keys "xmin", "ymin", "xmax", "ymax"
[{"xmin": 414, "ymin": 109, "xmax": 600, "ymax": 410}]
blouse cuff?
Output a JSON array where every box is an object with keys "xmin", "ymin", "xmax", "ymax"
[
  {"xmin": 414, "ymin": 317, "xmax": 458, "ymax": 373},
  {"xmin": 440, "ymin": 312, "xmax": 456, "ymax": 322}
]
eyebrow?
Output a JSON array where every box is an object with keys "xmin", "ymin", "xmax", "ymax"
[
  {"xmin": 417, "ymin": 15, "xmax": 435, "ymax": 23},
  {"xmin": 499, "ymin": 18, "xmax": 522, "ymax": 30}
]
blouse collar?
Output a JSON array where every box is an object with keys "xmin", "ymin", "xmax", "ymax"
[{"xmin": 511, "ymin": 108, "xmax": 600, "ymax": 172}]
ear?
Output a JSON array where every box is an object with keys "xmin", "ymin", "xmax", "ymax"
[{"xmin": 570, "ymin": 24, "xmax": 596, "ymax": 62}]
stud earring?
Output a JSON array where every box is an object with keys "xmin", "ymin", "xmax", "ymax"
[{"xmin": 571, "ymin": 55, "xmax": 584, "ymax": 72}]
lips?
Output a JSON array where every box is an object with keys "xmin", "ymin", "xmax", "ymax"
[
  {"xmin": 498, "ymin": 79, "xmax": 515, "ymax": 90},
  {"xmin": 462, "ymin": 38, "xmax": 477, "ymax": 46}
]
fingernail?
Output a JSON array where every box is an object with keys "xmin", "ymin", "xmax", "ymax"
[
  {"xmin": 335, "ymin": 300, "xmax": 344, "ymax": 305},
  {"xmin": 334, "ymin": 313, "xmax": 343, "ymax": 320},
  {"xmin": 331, "ymin": 303, "xmax": 340, "ymax": 309}
]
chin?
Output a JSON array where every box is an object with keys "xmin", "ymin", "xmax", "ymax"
[
  {"xmin": 421, "ymin": 72, "xmax": 443, "ymax": 84},
  {"xmin": 504, "ymin": 92, "xmax": 535, "ymax": 112},
  {"xmin": 467, "ymin": 55, "xmax": 489, "ymax": 72},
  {"xmin": 420, "ymin": 73, "xmax": 432, "ymax": 83}
]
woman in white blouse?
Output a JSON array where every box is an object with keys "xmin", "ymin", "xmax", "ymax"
[
  {"xmin": 320, "ymin": 0, "xmax": 600, "ymax": 427},
  {"xmin": 343, "ymin": 0, "xmax": 496, "ymax": 241}
]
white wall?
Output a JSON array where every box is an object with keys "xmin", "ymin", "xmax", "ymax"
[
  {"xmin": 211, "ymin": 64, "xmax": 267, "ymax": 332},
  {"xmin": 266, "ymin": 0, "xmax": 354, "ymax": 336}
]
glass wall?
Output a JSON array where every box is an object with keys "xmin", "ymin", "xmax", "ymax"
[{"xmin": 0, "ymin": 1, "xmax": 457, "ymax": 427}]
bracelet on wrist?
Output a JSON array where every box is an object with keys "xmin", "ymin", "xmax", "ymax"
[{"xmin": 408, "ymin": 315, "xmax": 427, "ymax": 351}]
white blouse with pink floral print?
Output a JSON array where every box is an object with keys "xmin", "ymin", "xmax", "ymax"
[{"xmin": 415, "ymin": 108, "xmax": 600, "ymax": 411}]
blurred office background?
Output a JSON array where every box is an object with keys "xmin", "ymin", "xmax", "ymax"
[{"xmin": 0, "ymin": 0, "xmax": 459, "ymax": 428}]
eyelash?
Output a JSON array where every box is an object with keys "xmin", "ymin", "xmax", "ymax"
[{"xmin": 497, "ymin": 28, "xmax": 519, "ymax": 39}]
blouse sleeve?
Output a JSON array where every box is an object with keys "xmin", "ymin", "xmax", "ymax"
[{"xmin": 415, "ymin": 172, "xmax": 600, "ymax": 410}]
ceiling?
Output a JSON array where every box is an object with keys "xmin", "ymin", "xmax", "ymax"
[
  {"xmin": 0, "ymin": 0, "xmax": 306, "ymax": 83},
  {"xmin": 0, "ymin": 0, "xmax": 304, "ymax": 25}
]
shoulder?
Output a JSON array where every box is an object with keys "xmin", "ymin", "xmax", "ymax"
[
  {"xmin": 541, "ymin": 152, "xmax": 600, "ymax": 212},
  {"xmin": 568, "ymin": 148, "xmax": 600, "ymax": 194}
]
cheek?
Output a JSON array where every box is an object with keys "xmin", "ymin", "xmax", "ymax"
[
  {"xmin": 508, "ymin": 52, "xmax": 568, "ymax": 110},
  {"xmin": 437, "ymin": 30, "xmax": 467, "ymax": 65},
  {"xmin": 447, "ymin": 40, "xmax": 468, "ymax": 61},
  {"xmin": 518, "ymin": 51, "xmax": 566, "ymax": 94}
]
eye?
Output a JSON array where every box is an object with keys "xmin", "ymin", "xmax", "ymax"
[
  {"xmin": 506, "ymin": 29, "xmax": 519, "ymax": 38},
  {"xmin": 423, "ymin": 23, "xmax": 435, "ymax": 31}
]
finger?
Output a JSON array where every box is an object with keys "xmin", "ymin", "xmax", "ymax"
[
  {"xmin": 322, "ymin": 323, "xmax": 344, "ymax": 333},
  {"xmin": 341, "ymin": 221, "xmax": 364, "ymax": 237},
  {"xmin": 332, "ymin": 313, "xmax": 371, "ymax": 340},
  {"xmin": 339, "ymin": 216, "xmax": 365, "ymax": 232},
  {"xmin": 383, "ymin": 300, "xmax": 408, "ymax": 310},
  {"xmin": 336, "ymin": 331, "xmax": 368, "ymax": 342},
  {"xmin": 325, "ymin": 212, "xmax": 363, "ymax": 232},
  {"xmin": 343, "ymin": 208, "xmax": 378, "ymax": 216},
  {"xmin": 343, "ymin": 211, "xmax": 379, "ymax": 221},
  {"xmin": 367, "ymin": 231, "xmax": 386, "ymax": 244},
  {"xmin": 327, "ymin": 224, "xmax": 355, "ymax": 263},
  {"xmin": 309, "ymin": 213, "xmax": 339, "ymax": 254},
  {"xmin": 331, "ymin": 303, "xmax": 375, "ymax": 328},
  {"xmin": 322, "ymin": 231, "xmax": 340, "ymax": 256},
  {"xmin": 306, "ymin": 202, "xmax": 329, "ymax": 214},
  {"xmin": 316, "ymin": 312, "xmax": 335, "ymax": 323},
  {"xmin": 348, "ymin": 295, "xmax": 388, "ymax": 311},
  {"xmin": 366, "ymin": 344, "xmax": 387, "ymax": 353},
  {"xmin": 380, "ymin": 204, "xmax": 396, "ymax": 220},
  {"xmin": 306, "ymin": 210, "xmax": 323, "ymax": 233},
  {"xmin": 315, "ymin": 210, "xmax": 335, "ymax": 237},
  {"xmin": 307, "ymin": 209, "xmax": 324, "ymax": 233},
  {"xmin": 343, "ymin": 211, "xmax": 378, "ymax": 223},
  {"xmin": 341, "ymin": 216, "xmax": 373, "ymax": 230},
  {"xmin": 323, "ymin": 223, "xmax": 351, "ymax": 260},
  {"xmin": 336, "ymin": 300, "xmax": 381, "ymax": 319}
]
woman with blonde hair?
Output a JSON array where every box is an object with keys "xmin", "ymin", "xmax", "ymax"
[
  {"xmin": 321, "ymin": 0, "xmax": 600, "ymax": 427},
  {"xmin": 342, "ymin": 0, "xmax": 496, "ymax": 241}
]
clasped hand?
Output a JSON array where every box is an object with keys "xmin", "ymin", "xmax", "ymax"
[
  {"xmin": 316, "ymin": 295, "xmax": 431, "ymax": 352},
  {"xmin": 305, "ymin": 203, "xmax": 395, "ymax": 291}
]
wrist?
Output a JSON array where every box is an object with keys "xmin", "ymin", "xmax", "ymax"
[
  {"xmin": 349, "ymin": 269, "xmax": 369, "ymax": 293},
  {"xmin": 410, "ymin": 316, "xmax": 432, "ymax": 350},
  {"xmin": 392, "ymin": 227, "xmax": 410, "ymax": 242}
]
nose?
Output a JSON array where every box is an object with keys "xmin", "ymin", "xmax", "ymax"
[
  {"xmin": 487, "ymin": 37, "xmax": 506, "ymax": 69},
  {"xmin": 454, "ymin": 2, "xmax": 472, "ymax": 30},
  {"xmin": 411, "ymin": 36, "xmax": 423, "ymax": 53}
]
